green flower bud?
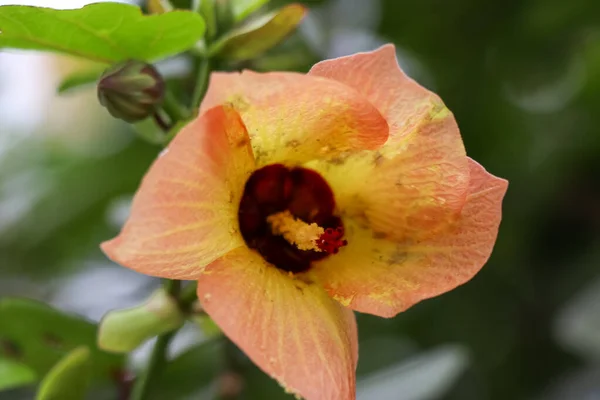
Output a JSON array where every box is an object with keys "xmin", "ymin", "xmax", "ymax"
[{"xmin": 97, "ymin": 60, "xmax": 165, "ymax": 123}]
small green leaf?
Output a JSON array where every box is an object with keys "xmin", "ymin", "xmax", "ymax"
[
  {"xmin": 97, "ymin": 289, "xmax": 185, "ymax": 353},
  {"xmin": 231, "ymin": 0, "xmax": 270, "ymax": 23},
  {"xmin": 0, "ymin": 298, "xmax": 124, "ymax": 383},
  {"xmin": 0, "ymin": 3, "xmax": 205, "ymax": 63},
  {"xmin": 35, "ymin": 347, "xmax": 91, "ymax": 400},
  {"xmin": 0, "ymin": 358, "xmax": 37, "ymax": 391},
  {"xmin": 209, "ymin": 4, "xmax": 306, "ymax": 61},
  {"xmin": 57, "ymin": 66, "xmax": 105, "ymax": 94}
]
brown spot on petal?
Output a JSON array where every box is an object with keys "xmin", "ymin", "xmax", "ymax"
[
  {"xmin": 235, "ymin": 137, "xmax": 250, "ymax": 148},
  {"xmin": 372, "ymin": 231, "xmax": 388, "ymax": 239},
  {"xmin": 387, "ymin": 248, "xmax": 408, "ymax": 265},
  {"xmin": 286, "ymin": 139, "xmax": 300, "ymax": 148},
  {"xmin": 329, "ymin": 156, "xmax": 346, "ymax": 166}
]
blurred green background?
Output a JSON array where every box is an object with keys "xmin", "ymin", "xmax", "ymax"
[{"xmin": 1, "ymin": 0, "xmax": 599, "ymax": 399}]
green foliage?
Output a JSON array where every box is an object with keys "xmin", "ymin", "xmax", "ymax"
[
  {"xmin": 230, "ymin": 0, "xmax": 270, "ymax": 23},
  {"xmin": 0, "ymin": 358, "xmax": 37, "ymax": 391},
  {"xmin": 0, "ymin": 3, "xmax": 205, "ymax": 63},
  {"xmin": 0, "ymin": 298, "xmax": 124, "ymax": 383},
  {"xmin": 57, "ymin": 66, "xmax": 105, "ymax": 94},
  {"xmin": 97, "ymin": 289, "xmax": 185, "ymax": 353},
  {"xmin": 197, "ymin": 0, "xmax": 218, "ymax": 40},
  {"xmin": 35, "ymin": 347, "xmax": 91, "ymax": 400},
  {"xmin": 148, "ymin": 340, "xmax": 225, "ymax": 400},
  {"xmin": 0, "ymin": 135, "xmax": 157, "ymax": 277},
  {"xmin": 210, "ymin": 4, "xmax": 306, "ymax": 61}
]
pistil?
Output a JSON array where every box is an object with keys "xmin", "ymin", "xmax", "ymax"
[{"xmin": 267, "ymin": 210, "xmax": 325, "ymax": 251}]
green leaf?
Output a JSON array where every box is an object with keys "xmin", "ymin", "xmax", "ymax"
[
  {"xmin": 97, "ymin": 289, "xmax": 185, "ymax": 353},
  {"xmin": 35, "ymin": 347, "xmax": 91, "ymax": 400},
  {"xmin": 149, "ymin": 340, "xmax": 225, "ymax": 400},
  {"xmin": 0, "ymin": 298, "xmax": 124, "ymax": 383},
  {"xmin": 242, "ymin": 363, "xmax": 293, "ymax": 400},
  {"xmin": 0, "ymin": 358, "xmax": 37, "ymax": 391},
  {"xmin": 209, "ymin": 4, "xmax": 306, "ymax": 61},
  {"xmin": 230, "ymin": 0, "xmax": 270, "ymax": 22},
  {"xmin": 196, "ymin": 0, "xmax": 217, "ymax": 40},
  {"xmin": 0, "ymin": 3, "xmax": 205, "ymax": 63},
  {"xmin": 57, "ymin": 66, "xmax": 105, "ymax": 94}
]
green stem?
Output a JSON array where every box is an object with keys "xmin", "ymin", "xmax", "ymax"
[
  {"xmin": 179, "ymin": 281, "xmax": 199, "ymax": 311},
  {"xmin": 129, "ymin": 331, "xmax": 175, "ymax": 400},
  {"xmin": 163, "ymin": 278, "xmax": 181, "ymax": 298},
  {"xmin": 191, "ymin": 58, "xmax": 212, "ymax": 110},
  {"xmin": 162, "ymin": 90, "xmax": 190, "ymax": 123},
  {"xmin": 129, "ymin": 280, "xmax": 181, "ymax": 400},
  {"xmin": 152, "ymin": 111, "xmax": 170, "ymax": 132}
]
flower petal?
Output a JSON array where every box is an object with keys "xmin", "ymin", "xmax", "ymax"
[
  {"xmin": 310, "ymin": 159, "xmax": 508, "ymax": 318},
  {"xmin": 101, "ymin": 106, "xmax": 255, "ymax": 280},
  {"xmin": 200, "ymin": 71, "xmax": 388, "ymax": 165},
  {"xmin": 306, "ymin": 45, "xmax": 470, "ymax": 240},
  {"xmin": 309, "ymin": 44, "xmax": 438, "ymax": 144},
  {"xmin": 198, "ymin": 246, "xmax": 358, "ymax": 400},
  {"xmin": 306, "ymin": 105, "xmax": 469, "ymax": 242}
]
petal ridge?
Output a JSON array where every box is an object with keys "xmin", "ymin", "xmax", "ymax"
[
  {"xmin": 311, "ymin": 158, "xmax": 508, "ymax": 317},
  {"xmin": 201, "ymin": 70, "xmax": 389, "ymax": 166},
  {"xmin": 198, "ymin": 247, "xmax": 358, "ymax": 400},
  {"xmin": 101, "ymin": 105, "xmax": 255, "ymax": 280}
]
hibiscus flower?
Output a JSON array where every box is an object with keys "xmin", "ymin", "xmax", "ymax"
[{"xmin": 102, "ymin": 44, "xmax": 508, "ymax": 400}]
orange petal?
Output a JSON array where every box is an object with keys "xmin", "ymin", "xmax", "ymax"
[
  {"xmin": 200, "ymin": 71, "xmax": 388, "ymax": 165},
  {"xmin": 306, "ymin": 45, "xmax": 470, "ymax": 240},
  {"xmin": 310, "ymin": 159, "xmax": 508, "ymax": 318},
  {"xmin": 101, "ymin": 106, "xmax": 255, "ymax": 280},
  {"xmin": 198, "ymin": 246, "xmax": 358, "ymax": 400},
  {"xmin": 306, "ymin": 105, "xmax": 469, "ymax": 243},
  {"xmin": 309, "ymin": 44, "xmax": 439, "ymax": 144}
]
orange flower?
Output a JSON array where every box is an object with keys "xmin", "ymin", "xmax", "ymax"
[{"xmin": 102, "ymin": 45, "xmax": 507, "ymax": 400}]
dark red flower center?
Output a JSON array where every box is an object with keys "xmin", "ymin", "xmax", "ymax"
[{"xmin": 238, "ymin": 164, "xmax": 347, "ymax": 273}]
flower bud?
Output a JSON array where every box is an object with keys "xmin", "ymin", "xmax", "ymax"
[
  {"xmin": 97, "ymin": 60, "xmax": 165, "ymax": 123},
  {"xmin": 97, "ymin": 288, "xmax": 185, "ymax": 353}
]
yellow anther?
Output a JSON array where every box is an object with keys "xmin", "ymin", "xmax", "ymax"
[{"xmin": 266, "ymin": 210, "xmax": 324, "ymax": 252}]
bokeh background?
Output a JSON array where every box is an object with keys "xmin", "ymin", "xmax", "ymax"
[{"xmin": 1, "ymin": 0, "xmax": 600, "ymax": 399}]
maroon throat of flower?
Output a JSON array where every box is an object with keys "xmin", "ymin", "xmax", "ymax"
[{"xmin": 238, "ymin": 164, "xmax": 347, "ymax": 274}]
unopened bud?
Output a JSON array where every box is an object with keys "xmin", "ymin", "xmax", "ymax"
[{"xmin": 97, "ymin": 60, "xmax": 165, "ymax": 123}]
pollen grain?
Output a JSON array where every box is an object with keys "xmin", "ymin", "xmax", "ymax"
[{"xmin": 267, "ymin": 210, "xmax": 325, "ymax": 252}]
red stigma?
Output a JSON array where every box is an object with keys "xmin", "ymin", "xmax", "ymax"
[{"xmin": 317, "ymin": 226, "xmax": 348, "ymax": 254}]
